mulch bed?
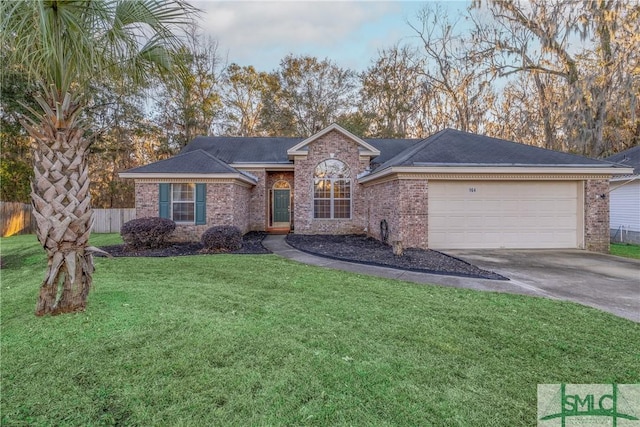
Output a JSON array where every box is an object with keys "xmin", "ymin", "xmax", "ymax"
[
  {"xmin": 286, "ymin": 234, "xmax": 507, "ymax": 280},
  {"xmin": 99, "ymin": 231, "xmax": 506, "ymax": 281},
  {"xmin": 100, "ymin": 231, "xmax": 270, "ymax": 257}
]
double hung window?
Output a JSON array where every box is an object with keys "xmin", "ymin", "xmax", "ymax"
[{"xmin": 172, "ymin": 183, "xmax": 195, "ymax": 222}]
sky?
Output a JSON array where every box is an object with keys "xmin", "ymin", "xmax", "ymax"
[{"xmin": 192, "ymin": 1, "xmax": 471, "ymax": 72}]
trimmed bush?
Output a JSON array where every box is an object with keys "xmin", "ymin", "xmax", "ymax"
[
  {"xmin": 121, "ymin": 217, "xmax": 176, "ymax": 250},
  {"xmin": 201, "ymin": 225, "xmax": 242, "ymax": 252}
]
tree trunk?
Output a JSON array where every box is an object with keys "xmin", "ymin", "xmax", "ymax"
[{"xmin": 22, "ymin": 90, "xmax": 94, "ymax": 316}]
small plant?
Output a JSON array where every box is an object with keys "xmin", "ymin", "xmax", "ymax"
[
  {"xmin": 120, "ymin": 217, "xmax": 176, "ymax": 250},
  {"xmin": 201, "ymin": 225, "xmax": 242, "ymax": 253}
]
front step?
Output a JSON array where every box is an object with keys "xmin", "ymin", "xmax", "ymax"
[{"xmin": 266, "ymin": 228, "xmax": 290, "ymax": 235}]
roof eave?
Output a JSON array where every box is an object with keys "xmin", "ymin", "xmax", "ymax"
[
  {"xmin": 230, "ymin": 163, "xmax": 295, "ymax": 170},
  {"xmin": 118, "ymin": 172, "xmax": 257, "ymax": 185},
  {"xmin": 610, "ymin": 174, "xmax": 640, "ymax": 182},
  {"xmin": 358, "ymin": 165, "xmax": 634, "ymax": 183}
]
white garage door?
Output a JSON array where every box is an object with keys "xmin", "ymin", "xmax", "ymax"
[{"xmin": 428, "ymin": 181, "xmax": 580, "ymax": 249}]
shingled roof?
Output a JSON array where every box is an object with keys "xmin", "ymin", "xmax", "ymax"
[
  {"xmin": 121, "ymin": 127, "xmax": 626, "ymax": 179},
  {"xmin": 366, "ymin": 138, "xmax": 422, "ymax": 165},
  {"xmin": 373, "ymin": 128, "xmax": 620, "ymax": 172},
  {"xmin": 121, "ymin": 149, "xmax": 255, "ymax": 181},
  {"xmin": 181, "ymin": 136, "xmax": 299, "ymax": 164},
  {"xmin": 605, "ymin": 145, "xmax": 640, "ymax": 175},
  {"xmin": 180, "ymin": 135, "xmax": 421, "ymax": 165}
]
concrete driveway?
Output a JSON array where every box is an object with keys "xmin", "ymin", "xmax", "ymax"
[{"xmin": 444, "ymin": 249, "xmax": 640, "ymax": 322}]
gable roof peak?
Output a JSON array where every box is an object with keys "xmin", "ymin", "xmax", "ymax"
[{"xmin": 287, "ymin": 123, "xmax": 381, "ymax": 158}]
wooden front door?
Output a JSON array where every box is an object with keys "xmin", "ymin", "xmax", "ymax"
[{"xmin": 273, "ymin": 189, "xmax": 290, "ymax": 227}]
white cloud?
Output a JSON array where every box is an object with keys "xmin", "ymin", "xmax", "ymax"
[{"xmin": 191, "ymin": 1, "xmax": 404, "ymax": 70}]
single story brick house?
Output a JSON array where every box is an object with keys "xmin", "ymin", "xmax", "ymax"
[
  {"xmin": 120, "ymin": 124, "xmax": 632, "ymax": 252},
  {"xmin": 605, "ymin": 146, "xmax": 640, "ymax": 244}
]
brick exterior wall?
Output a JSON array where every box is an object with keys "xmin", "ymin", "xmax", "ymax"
[
  {"xmin": 293, "ymin": 130, "xmax": 370, "ymax": 234},
  {"xmin": 135, "ymin": 182, "xmax": 158, "ymax": 219},
  {"xmin": 584, "ymin": 179, "xmax": 610, "ymax": 253},
  {"xmin": 364, "ymin": 178, "xmax": 429, "ymax": 249},
  {"xmin": 363, "ymin": 180, "xmax": 400, "ymax": 243},
  {"xmin": 134, "ymin": 180, "xmax": 251, "ymax": 242},
  {"xmin": 243, "ymin": 169, "xmax": 266, "ymax": 231}
]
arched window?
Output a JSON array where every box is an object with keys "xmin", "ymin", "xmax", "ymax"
[
  {"xmin": 273, "ymin": 180, "xmax": 290, "ymax": 189},
  {"xmin": 313, "ymin": 159, "xmax": 351, "ymax": 219}
]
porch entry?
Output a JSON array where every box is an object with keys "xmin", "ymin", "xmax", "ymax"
[{"xmin": 271, "ymin": 180, "xmax": 291, "ymax": 229}]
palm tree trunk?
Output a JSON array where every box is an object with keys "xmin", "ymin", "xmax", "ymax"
[{"xmin": 22, "ymin": 90, "xmax": 94, "ymax": 316}]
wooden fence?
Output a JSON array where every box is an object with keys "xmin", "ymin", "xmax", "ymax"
[
  {"xmin": 1, "ymin": 202, "xmax": 35, "ymax": 237},
  {"xmin": 1, "ymin": 204, "xmax": 135, "ymax": 236},
  {"xmin": 92, "ymin": 208, "xmax": 136, "ymax": 233}
]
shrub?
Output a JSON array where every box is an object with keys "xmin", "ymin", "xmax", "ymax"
[
  {"xmin": 120, "ymin": 217, "xmax": 176, "ymax": 250},
  {"xmin": 201, "ymin": 225, "xmax": 242, "ymax": 252}
]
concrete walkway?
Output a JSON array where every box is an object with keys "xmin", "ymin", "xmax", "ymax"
[{"xmin": 262, "ymin": 235, "xmax": 639, "ymax": 322}]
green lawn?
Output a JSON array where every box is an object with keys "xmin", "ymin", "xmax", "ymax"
[
  {"xmin": 1, "ymin": 234, "xmax": 638, "ymax": 426},
  {"xmin": 611, "ymin": 242, "xmax": 640, "ymax": 259}
]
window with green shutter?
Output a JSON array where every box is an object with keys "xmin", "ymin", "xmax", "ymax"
[{"xmin": 159, "ymin": 183, "xmax": 206, "ymax": 224}]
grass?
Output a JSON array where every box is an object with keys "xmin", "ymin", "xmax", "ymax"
[
  {"xmin": 610, "ymin": 242, "xmax": 640, "ymax": 259},
  {"xmin": 1, "ymin": 234, "xmax": 639, "ymax": 426}
]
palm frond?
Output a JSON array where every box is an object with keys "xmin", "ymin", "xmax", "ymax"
[{"xmin": 1, "ymin": 0, "xmax": 198, "ymax": 96}]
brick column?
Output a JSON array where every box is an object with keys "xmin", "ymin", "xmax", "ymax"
[
  {"xmin": 397, "ymin": 179, "xmax": 428, "ymax": 249},
  {"xmin": 584, "ymin": 179, "xmax": 610, "ymax": 253}
]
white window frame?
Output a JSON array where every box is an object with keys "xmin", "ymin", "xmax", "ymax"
[
  {"xmin": 313, "ymin": 160, "xmax": 351, "ymax": 220},
  {"xmin": 171, "ymin": 183, "xmax": 196, "ymax": 223}
]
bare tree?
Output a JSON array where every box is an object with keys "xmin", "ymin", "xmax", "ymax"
[
  {"xmin": 474, "ymin": 0, "xmax": 640, "ymax": 156},
  {"xmin": 484, "ymin": 73, "xmax": 565, "ymax": 149},
  {"xmin": 260, "ymin": 55, "xmax": 357, "ymax": 137},
  {"xmin": 219, "ymin": 64, "xmax": 272, "ymax": 136},
  {"xmin": 410, "ymin": 5, "xmax": 495, "ymax": 134},
  {"xmin": 360, "ymin": 45, "xmax": 426, "ymax": 138},
  {"xmin": 155, "ymin": 24, "xmax": 222, "ymax": 148}
]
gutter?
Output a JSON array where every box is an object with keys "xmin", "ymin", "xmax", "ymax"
[
  {"xmin": 411, "ymin": 162, "xmax": 633, "ymax": 167},
  {"xmin": 117, "ymin": 172, "xmax": 258, "ymax": 185},
  {"xmin": 358, "ymin": 165, "xmax": 635, "ymax": 184},
  {"xmin": 609, "ymin": 175, "xmax": 640, "ymax": 191}
]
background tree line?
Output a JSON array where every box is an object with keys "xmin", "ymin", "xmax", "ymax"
[{"xmin": 2, "ymin": 0, "xmax": 638, "ymax": 207}]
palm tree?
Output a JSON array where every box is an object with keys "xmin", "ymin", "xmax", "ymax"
[{"xmin": 1, "ymin": 0, "xmax": 196, "ymax": 315}]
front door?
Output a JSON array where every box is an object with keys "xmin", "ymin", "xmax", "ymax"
[{"xmin": 273, "ymin": 189, "xmax": 290, "ymax": 228}]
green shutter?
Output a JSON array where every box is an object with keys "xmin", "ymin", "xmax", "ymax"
[
  {"xmin": 159, "ymin": 183, "xmax": 170, "ymax": 219},
  {"xmin": 195, "ymin": 183, "xmax": 206, "ymax": 225}
]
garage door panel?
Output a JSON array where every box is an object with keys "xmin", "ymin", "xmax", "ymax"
[
  {"xmin": 441, "ymin": 200, "xmax": 467, "ymax": 211},
  {"xmin": 482, "ymin": 217, "xmax": 506, "ymax": 228},
  {"xmin": 548, "ymin": 218, "xmax": 576, "ymax": 228},
  {"xmin": 428, "ymin": 181, "xmax": 580, "ymax": 249},
  {"xmin": 466, "ymin": 216, "xmax": 486, "ymax": 227}
]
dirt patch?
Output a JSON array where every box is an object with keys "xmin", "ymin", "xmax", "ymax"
[
  {"xmin": 285, "ymin": 234, "xmax": 507, "ymax": 280},
  {"xmin": 100, "ymin": 231, "xmax": 270, "ymax": 257}
]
